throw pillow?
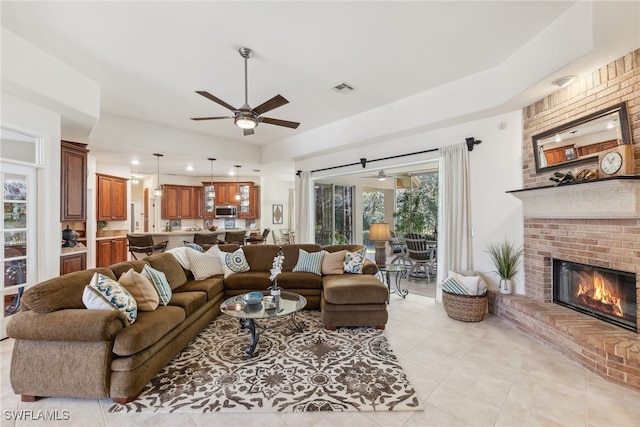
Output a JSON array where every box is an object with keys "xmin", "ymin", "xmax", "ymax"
[
  {"xmin": 82, "ymin": 273, "xmax": 137, "ymax": 324},
  {"xmin": 343, "ymin": 248, "xmax": 366, "ymax": 274},
  {"xmin": 217, "ymin": 248, "xmax": 250, "ymax": 279},
  {"xmin": 322, "ymin": 250, "xmax": 346, "ymax": 275},
  {"xmin": 118, "ymin": 268, "xmax": 160, "ymax": 311},
  {"xmin": 142, "ymin": 264, "xmax": 172, "ymax": 305},
  {"xmin": 166, "ymin": 247, "xmax": 191, "ymax": 270},
  {"xmin": 186, "ymin": 248, "xmax": 224, "ymax": 280},
  {"xmin": 184, "ymin": 242, "xmax": 204, "ymax": 252},
  {"xmin": 449, "ymin": 270, "xmax": 481, "ymax": 295},
  {"xmin": 441, "ymin": 275, "xmax": 471, "ymax": 295},
  {"xmin": 292, "ymin": 249, "xmax": 324, "ymax": 276}
]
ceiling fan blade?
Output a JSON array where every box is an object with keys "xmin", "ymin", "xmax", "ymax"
[
  {"xmin": 190, "ymin": 116, "xmax": 233, "ymax": 121},
  {"xmin": 195, "ymin": 91, "xmax": 237, "ymax": 112},
  {"xmin": 252, "ymin": 94, "xmax": 289, "ymax": 115},
  {"xmin": 243, "ymin": 128, "xmax": 255, "ymax": 136},
  {"xmin": 261, "ymin": 117, "xmax": 300, "ymax": 129}
]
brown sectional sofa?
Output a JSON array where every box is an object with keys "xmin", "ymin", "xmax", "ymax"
[{"xmin": 7, "ymin": 243, "xmax": 387, "ymax": 403}]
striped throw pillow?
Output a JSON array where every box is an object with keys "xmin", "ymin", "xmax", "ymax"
[
  {"xmin": 186, "ymin": 248, "xmax": 223, "ymax": 280},
  {"xmin": 292, "ymin": 249, "xmax": 325, "ymax": 275},
  {"xmin": 142, "ymin": 264, "xmax": 172, "ymax": 305},
  {"xmin": 441, "ymin": 275, "xmax": 471, "ymax": 295}
]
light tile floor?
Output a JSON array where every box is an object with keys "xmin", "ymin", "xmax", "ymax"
[{"xmin": 2, "ymin": 292, "xmax": 640, "ymax": 426}]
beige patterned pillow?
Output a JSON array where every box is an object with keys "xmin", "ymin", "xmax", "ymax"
[
  {"xmin": 118, "ymin": 268, "xmax": 160, "ymax": 311},
  {"xmin": 322, "ymin": 250, "xmax": 346, "ymax": 275},
  {"xmin": 186, "ymin": 248, "xmax": 224, "ymax": 280}
]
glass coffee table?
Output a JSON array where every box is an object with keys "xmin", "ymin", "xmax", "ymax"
[{"xmin": 220, "ymin": 290, "xmax": 307, "ymax": 357}]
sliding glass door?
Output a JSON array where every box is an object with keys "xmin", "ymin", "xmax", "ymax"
[{"xmin": 314, "ymin": 184, "xmax": 354, "ymax": 245}]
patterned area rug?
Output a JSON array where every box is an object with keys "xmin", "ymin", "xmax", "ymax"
[{"xmin": 108, "ymin": 310, "xmax": 420, "ymax": 413}]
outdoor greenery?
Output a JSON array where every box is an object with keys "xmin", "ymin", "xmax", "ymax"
[
  {"xmin": 486, "ymin": 239, "xmax": 524, "ymax": 279},
  {"xmin": 393, "ymin": 173, "xmax": 438, "ymax": 236}
]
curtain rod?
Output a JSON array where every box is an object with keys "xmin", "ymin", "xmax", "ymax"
[{"xmin": 299, "ymin": 137, "xmax": 480, "ymax": 176}]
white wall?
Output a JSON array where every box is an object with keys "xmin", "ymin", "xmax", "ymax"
[
  {"xmin": 260, "ymin": 176, "xmax": 295, "ymax": 239},
  {"xmin": 296, "ymin": 110, "xmax": 525, "ymax": 293},
  {"xmin": 2, "ymin": 94, "xmax": 62, "ymax": 282}
]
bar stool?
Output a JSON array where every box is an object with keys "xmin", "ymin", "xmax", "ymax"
[{"xmin": 127, "ymin": 234, "xmax": 168, "ymax": 260}]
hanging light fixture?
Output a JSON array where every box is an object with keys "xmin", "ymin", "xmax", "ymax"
[
  {"xmin": 234, "ymin": 165, "xmax": 242, "ymax": 201},
  {"xmin": 153, "ymin": 153, "xmax": 163, "ymax": 197},
  {"xmin": 207, "ymin": 157, "xmax": 216, "ymax": 198}
]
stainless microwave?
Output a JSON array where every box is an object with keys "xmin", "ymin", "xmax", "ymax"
[{"xmin": 215, "ymin": 205, "xmax": 238, "ymax": 218}]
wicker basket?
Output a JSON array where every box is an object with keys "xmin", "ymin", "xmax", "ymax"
[{"xmin": 442, "ymin": 289, "xmax": 487, "ymax": 322}]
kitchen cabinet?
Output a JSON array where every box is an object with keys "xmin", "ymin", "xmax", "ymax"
[
  {"xmin": 61, "ymin": 141, "xmax": 88, "ymax": 221},
  {"xmin": 193, "ymin": 186, "xmax": 205, "ymax": 219},
  {"xmin": 161, "ymin": 184, "xmax": 194, "ymax": 219},
  {"xmin": 60, "ymin": 252, "xmax": 86, "ymax": 275},
  {"xmin": 214, "ymin": 183, "xmax": 239, "ymax": 205},
  {"xmin": 202, "ymin": 183, "xmax": 215, "ymax": 219},
  {"xmin": 238, "ymin": 185, "xmax": 260, "ymax": 219},
  {"xmin": 96, "ymin": 238, "xmax": 127, "ymax": 267},
  {"xmin": 97, "ymin": 174, "xmax": 128, "ymax": 221}
]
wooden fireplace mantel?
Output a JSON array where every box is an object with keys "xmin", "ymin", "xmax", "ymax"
[{"xmin": 508, "ymin": 176, "xmax": 640, "ymax": 219}]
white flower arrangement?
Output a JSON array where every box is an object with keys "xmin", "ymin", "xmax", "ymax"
[{"xmin": 269, "ymin": 251, "xmax": 284, "ymax": 283}]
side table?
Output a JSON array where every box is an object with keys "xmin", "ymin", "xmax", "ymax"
[{"xmin": 378, "ymin": 264, "xmax": 409, "ymax": 302}]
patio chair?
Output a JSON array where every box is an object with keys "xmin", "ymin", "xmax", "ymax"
[
  {"xmin": 403, "ymin": 233, "xmax": 437, "ymax": 281},
  {"xmin": 127, "ymin": 234, "xmax": 168, "ymax": 260},
  {"xmin": 388, "ymin": 231, "xmax": 408, "ymax": 264}
]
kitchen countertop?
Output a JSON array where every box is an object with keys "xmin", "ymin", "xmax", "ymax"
[
  {"xmin": 61, "ymin": 243, "xmax": 87, "ymax": 255},
  {"xmin": 147, "ymin": 229, "xmax": 249, "ymax": 236}
]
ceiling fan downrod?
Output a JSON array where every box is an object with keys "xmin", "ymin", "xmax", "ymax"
[{"xmin": 239, "ymin": 47, "xmax": 253, "ymax": 108}]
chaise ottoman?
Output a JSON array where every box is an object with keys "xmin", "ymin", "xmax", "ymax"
[{"xmin": 321, "ymin": 274, "xmax": 389, "ymax": 329}]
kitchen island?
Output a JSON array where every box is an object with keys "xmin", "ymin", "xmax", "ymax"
[{"xmin": 147, "ymin": 229, "xmax": 250, "ymax": 250}]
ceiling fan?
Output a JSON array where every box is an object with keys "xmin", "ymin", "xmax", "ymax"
[
  {"xmin": 190, "ymin": 47, "xmax": 300, "ymax": 136},
  {"xmin": 359, "ymin": 170, "xmax": 409, "ymax": 181}
]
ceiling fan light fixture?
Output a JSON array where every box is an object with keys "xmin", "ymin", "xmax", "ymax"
[{"xmin": 235, "ymin": 115, "xmax": 257, "ymax": 129}]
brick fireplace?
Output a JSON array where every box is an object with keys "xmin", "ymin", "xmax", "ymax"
[{"xmin": 488, "ymin": 49, "xmax": 640, "ymax": 392}]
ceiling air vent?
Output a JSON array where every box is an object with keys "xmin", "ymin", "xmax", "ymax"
[{"xmin": 332, "ymin": 82, "xmax": 355, "ymax": 93}]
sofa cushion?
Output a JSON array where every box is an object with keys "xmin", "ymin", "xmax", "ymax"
[
  {"xmin": 82, "ymin": 273, "xmax": 138, "ymax": 325},
  {"xmin": 109, "ymin": 260, "xmax": 149, "ymax": 279},
  {"xmin": 186, "ymin": 249, "xmax": 223, "ymax": 279},
  {"xmin": 239, "ymin": 245, "xmax": 280, "ymax": 271},
  {"xmin": 118, "ymin": 268, "xmax": 160, "ymax": 311},
  {"xmin": 292, "ymin": 249, "xmax": 324, "ymax": 275},
  {"xmin": 173, "ymin": 277, "xmax": 224, "ymax": 301},
  {"xmin": 343, "ymin": 248, "xmax": 366, "ymax": 274},
  {"xmin": 277, "ymin": 271, "xmax": 324, "ymax": 289},
  {"xmin": 144, "ymin": 252, "xmax": 187, "ymax": 289},
  {"xmin": 21, "ymin": 268, "xmax": 116, "ymax": 313},
  {"xmin": 223, "ymin": 271, "xmax": 272, "ymax": 291},
  {"xmin": 112, "ymin": 305, "xmax": 186, "ymax": 356},
  {"xmin": 142, "ymin": 265, "xmax": 172, "ymax": 306},
  {"xmin": 217, "ymin": 248, "xmax": 250, "ymax": 278},
  {"xmin": 168, "ymin": 291, "xmax": 207, "ymax": 317},
  {"xmin": 322, "ymin": 250, "xmax": 346, "ymax": 275},
  {"xmin": 323, "ymin": 274, "xmax": 388, "ymax": 305}
]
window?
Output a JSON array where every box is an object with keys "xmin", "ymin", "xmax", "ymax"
[{"xmin": 314, "ymin": 184, "xmax": 354, "ymax": 245}]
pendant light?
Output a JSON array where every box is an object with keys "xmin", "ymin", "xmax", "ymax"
[
  {"xmin": 234, "ymin": 165, "xmax": 242, "ymax": 201},
  {"xmin": 207, "ymin": 158, "xmax": 216, "ymax": 198},
  {"xmin": 153, "ymin": 153, "xmax": 163, "ymax": 197}
]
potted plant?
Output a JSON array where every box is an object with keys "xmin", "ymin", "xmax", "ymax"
[
  {"xmin": 96, "ymin": 220, "xmax": 107, "ymax": 237},
  {"xmin": 486, "ymin": 239, "xmax": 523, "ymax": 295}
]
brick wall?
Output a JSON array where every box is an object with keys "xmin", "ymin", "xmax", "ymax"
[
  {"xmin": 489, "ymin": 48, "xmax": 640, "ymax": 393},
  {"xmin": 523, "ymin": 49, "xmax": 640, "ymax": 188}
]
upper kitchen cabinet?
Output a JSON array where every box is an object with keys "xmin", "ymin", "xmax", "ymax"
[
  {"xmin": 202, "ymin": 183, "xmax": 215, "ymax": 219},
  {"xmin": 60, "ymin": 141, "xmax": 88, "ymax": 221},
  {"xmin": 161, "ymin": 184, "xmax": 194, "ymax": 219},
  {"xmin": 97, "ymin": 174, "xmax": 128, "ymax": 221},
  {"xmin": 214, "ymin": 183, "xmax": 238, "ymax": 205},
  {"xmin": 238, "ymin": 184, "xmax": 260, "ymax": 219}
]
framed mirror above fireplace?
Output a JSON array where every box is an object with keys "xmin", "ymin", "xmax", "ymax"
[{"xmin": 532, "ymin": 102, "xmax": 632, "ymax": 173}]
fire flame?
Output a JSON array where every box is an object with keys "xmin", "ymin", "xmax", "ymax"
[{"xmin": 576, "ymin": 273, "xmax": 624, "ymax": 317}]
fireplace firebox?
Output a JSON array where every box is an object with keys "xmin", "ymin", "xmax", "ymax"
[{"xmin": 553, "ymin": 259, "xmax": 637, "ymax": 332}]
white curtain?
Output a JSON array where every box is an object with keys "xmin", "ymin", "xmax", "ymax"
[
  {"xmin": 295, "ymin": 171, "xmax": 314, "ymax": 243},
  {"xmin": 436, "ymin": 143, "xmax": 473, "ymax": 301}
]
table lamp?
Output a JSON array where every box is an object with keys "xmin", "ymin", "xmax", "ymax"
[{"xmin": 369, "ymin": 223, "xmax": 391, "ymax": 267}]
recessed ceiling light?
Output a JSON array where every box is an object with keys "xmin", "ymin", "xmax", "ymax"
[
  {"xmin": 186, "ymin": 165, "xmax": 194, "ymax": 171},
  {"xmin": 130, "ymin": 159, "xmax": 140, "ymax": 165},
  {"xmin": 552, "ymin": 75, "xmax": 577, "ymax": 88}
]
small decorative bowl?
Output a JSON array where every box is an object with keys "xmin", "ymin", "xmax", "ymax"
[
  {"xmin": 208, "ymin": 225, "xmax": 218, "ymax": 231},
  {"xmin": 243, "ymin": 292, "xmax": 263, "ymax": 305}
]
